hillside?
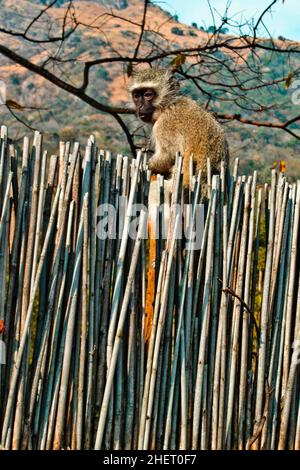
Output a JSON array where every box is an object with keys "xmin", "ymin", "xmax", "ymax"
[{"xmin": 0, "ymin": 0, "xmax": 300, "ymax": 180}]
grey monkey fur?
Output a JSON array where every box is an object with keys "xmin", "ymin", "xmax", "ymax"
[{"xmin": 129, "ymin": 68, "xmax": 229, "ymax": 187}]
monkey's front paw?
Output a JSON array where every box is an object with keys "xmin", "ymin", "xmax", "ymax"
[{"xmin": 147, "ymin": 157, "xmax": 170, "ymax": 175}]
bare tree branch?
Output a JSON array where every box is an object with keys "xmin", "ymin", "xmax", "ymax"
[
  {"xmin": 0, "ymin": 0, "xmax": 299, "ymax": 154},
  {"xmin": 218, "ymin": 113, "xmax": 300, "ymax": 140}
]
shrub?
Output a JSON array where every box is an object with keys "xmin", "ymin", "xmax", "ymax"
[
  {"xmin": 207, "ymin": 25, "xmax": 217, "ymax": 34},
  {"xmin": 220, "ymin": 27, "xmax": 229, "ymax": 34},
  {"xmin": 122, "ymin": 30, "xmax": 137, "ymax": 39},
  {"xmin": 96, "ymin": 68, "xmax": 110, "ymax": 81},
  {"xmin": 171, "ymin": 27, "xmax": 184, "ymax": 36},
  {"xmin": 11, "ymin": 75, "xmax": 21, "ymax": 86},
  {"xmin": 93, "ymin": 38, "xmax": 107, "ymax": 47}
]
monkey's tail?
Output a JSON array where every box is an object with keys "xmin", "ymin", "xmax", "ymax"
[{"xmin": 182, "ymin": 150, "xmax": 195, "ymax": 188}]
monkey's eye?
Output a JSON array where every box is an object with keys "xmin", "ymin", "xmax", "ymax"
[
  {"xmin": 144, "ymin": 90, "xmax": 155, "ymax": 100},
  {"xmin": 132, "ymin": 92, "xmax": 141, "ymax": 100}
]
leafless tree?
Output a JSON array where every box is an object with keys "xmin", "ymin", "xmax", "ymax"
[{"xmin": 0, "ymin": 0, "xmax": 300, "ymax": 154}]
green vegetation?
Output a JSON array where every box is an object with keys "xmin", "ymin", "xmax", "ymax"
[
  {"xmin": 191, "ymin": 23, "xmax": 229, "ymax": 34},
  {"xmin": 171, "ymin": 26, "xmax": 185, "ymax": 36},
  {"xmin": 122, "ymin": 30, "xmax": 137, "ymax": 39},
  {"xmin": 11, "ymin": 75, "xmax": 21, "ymax": 86},
  {"xmin": 1, "ymin": 4, "xmax": 300, "ymax": 181},
  {"xmin": 207, "ymin": 25, "xmax": 229, "ymax": 34}
]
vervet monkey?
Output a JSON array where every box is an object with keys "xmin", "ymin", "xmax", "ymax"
[{"xmin": 129, "ymin": 68, "xmax": 229, "ymax": 188}]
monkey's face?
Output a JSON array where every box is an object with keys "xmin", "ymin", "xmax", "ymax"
[{"xmin": 132, "ymin": 88, "xmax": 156, "ymax": 123}]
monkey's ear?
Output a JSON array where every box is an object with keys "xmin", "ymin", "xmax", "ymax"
[{"xmin": 126, "ymin": 62, "xmax": 134, "ymax": 78}]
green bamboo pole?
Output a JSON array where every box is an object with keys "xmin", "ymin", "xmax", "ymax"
[
  {"xmin": 253, "ymin": 170, "xmax": 276, "ymax": 449},
  {"xmin": 225, "ymin": 182, "xmax": 250, "ymax": 448},
  {"xmin": 138, "ymin": 250, "xmax": 167, "ymax": 448},
  {"xmin": 192, "ymin": 188, "xmax": 217, "ymax": 449},
  {"xmin": 1, "ymin": 183, "xmax": 61, "ymax": 447},
  {"xmin": 142, "ymin": 215, "xmax": 179, "ymax": 449},
  {"xmin": 282, "ymin": 182, "xmax": 300, "ymax": 391},
  {"xmin": 206, "ymin": 176, "xmax": 220, "ymax": 449},
  {"xmin": 94, "ymin": 150, "xmax": 111, "ymax": 411},
  {"xmin": 0, "ymin": 126, "xmax": 8, "ymax": 207},
  {"xmin": 106, "ymin": 151, "xmax": 142, "ymax": 368},
  {"xmin": 31, "ymin": 150, "xmax": 47, "ymax": 286},
  {"xmin": 238, "ymin": 173, "xmax": 257, "ymax": 449},
  {"xmin": 76, "ymin": 195, "xmax": 89, "ymax": 449},
  {"xmin": 216, "ymin": 205, "xmax": 228, "ymax": 450},
  {"xmin": 227, "ymin": 177, "xmax": 242, "ymax": 281},
  {"xmin": 39, "ymin": 200, "xmax": 74, "ymax": 449},
  {"xmin": 84, "ymin": 142, "xmax": 98, "ymax": 449},
  {"xmin": 94, "ymin": 210, "xmax": 147, "ymax": 450},
  {"xmin": 0, "ymin": 172, "xmax": 12, "ymax": 245},
  {"xmin": 4, "ymin": 138, "xmax": 29, "ymax": 340},
  {"xmin": 268, "ymin": 189, "xmax": 292, "ymax": 449},
  {"xmin": 53, "ymin": 193, "xmax": 87, "ymax": 449},
  {"xmin": 124, "ymin": 285, "xmax": 137, "ymax": 450}
]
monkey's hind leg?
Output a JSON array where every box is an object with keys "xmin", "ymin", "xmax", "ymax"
[{"xmin": 147, "ymin": 148, "xmax": 173, "ymax": 176}]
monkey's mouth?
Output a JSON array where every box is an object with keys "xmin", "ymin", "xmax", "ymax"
[{"xmin": 138, "ymin": 113, "xmax": 153, "ymax": 123}]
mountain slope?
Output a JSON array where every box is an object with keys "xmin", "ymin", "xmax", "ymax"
[{"xmin": 0, "ymin": 0, "xmax": 299, "ymax": 179}]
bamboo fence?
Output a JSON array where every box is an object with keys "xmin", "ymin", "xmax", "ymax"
[{"xmin": 0, "ymin": 125, "xmax": 299, "ymax": 450}]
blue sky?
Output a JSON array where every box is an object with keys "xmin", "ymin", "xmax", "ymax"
[{"xmin": 160, "ymin": 0, "xmax": 300, "ymax": 40}]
